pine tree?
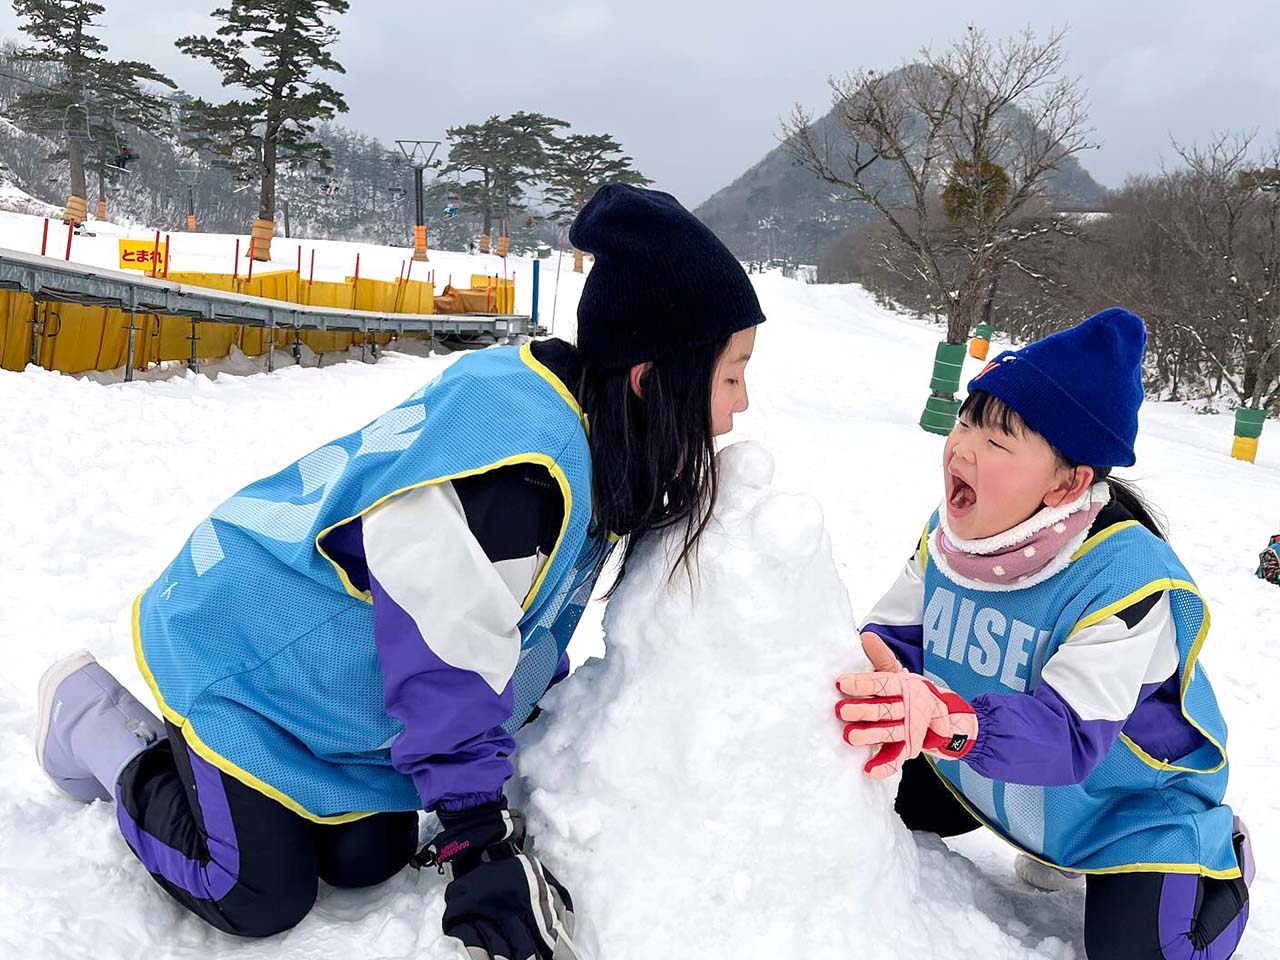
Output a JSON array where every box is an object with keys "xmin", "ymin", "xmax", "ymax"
[
  {"xmin": 543, "ymin": 132, "xmax": 650, "ymax": 223},
  {"xmin": 177, "ymin": 0, "xmax": 349, "ymax": 259},
  {"xmin": 9, "ymin": 0, "xmax": 175, "ymax": 224},
  {"xmin": 442, "ymin": 112, "xmax": 567, "ymax": 235}
]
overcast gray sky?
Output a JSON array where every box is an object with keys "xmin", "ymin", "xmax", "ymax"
[{"xmin": 3, "ymin": 1, "xmax": 1277, "ymax": 207}]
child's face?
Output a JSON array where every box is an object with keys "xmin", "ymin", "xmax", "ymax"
[
  {"xmin": 710, "ymin": 325, "xmax": 757, "ymax": 437},
  {"xmin": 942, "ymin": 410, "xmax": 1085, "ymax": 540}
]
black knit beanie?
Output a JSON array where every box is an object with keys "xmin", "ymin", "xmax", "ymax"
[{"xmin": 569, "ymin": 184, "xmax": 766, "ymax": 371}]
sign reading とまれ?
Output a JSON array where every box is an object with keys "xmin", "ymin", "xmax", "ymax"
[{"xmin": 118, "ymin": 238, "xmax": 168, "ymax": 273}]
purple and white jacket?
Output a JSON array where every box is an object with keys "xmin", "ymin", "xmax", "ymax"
[
  {"xmin": 862, "ymin": 500, "xmax": 1206, "ymax": 786},
  {"xmin": 320, "ymin": 347, "xmax": 576, "ymax": 814}
]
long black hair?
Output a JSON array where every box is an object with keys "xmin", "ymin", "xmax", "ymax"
[
  {"xmin": 578, "ymin": 335, "xmax": 730, "ymax": 593},
  {"xmin": 959, "ymin": 390, "xmax": 1167, "ymax": 539}
]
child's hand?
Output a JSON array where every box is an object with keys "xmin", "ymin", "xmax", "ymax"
[
  {"xmin": 860, "ymin": 631, "xmax": 906, "ymax": 673},
  {"xmin": 834, "ymin": 672, "xmax": 978, "ymax": 780}
]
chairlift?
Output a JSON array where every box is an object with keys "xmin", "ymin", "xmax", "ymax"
[
  {"xmin": 444, "ymin": 193, "xmax": 460, "ymax": 217},
  {"xmin": 62, "ymin": 104, "xmax": 94, "ymax": 142},
  {"xmin": 320, "ymin": 180, "xmax": 339, "ymax": 198},
  {"xmin": 108, "ymin": 147, "xmax": 139, "ymax": 172}
]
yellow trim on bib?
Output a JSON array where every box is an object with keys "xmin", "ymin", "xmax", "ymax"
[
  {"xmin": 1067, "ymin": 576, "xmax": 1226, "ymax": 776},
  {"xmin": 520, "ymin": 340, "xmax": 587, "ymax": 433},
  {"xmin": 132, "ymin": 595, "xmax": 372, "ymax": 825},
  {"xmin": 923, "ymin": 757, "xmax": 1242, "ymax": 880},
  {"xmin": 1071, "ymin": 520, "xmax": 1140, "ymax": 561},
  {"xmin": 316, "ymin": 344, "xmax": 588, "ymax": 610},
  {"xmin": 315, "ymin": 453, "xmax": 573, "ymax": 612}
]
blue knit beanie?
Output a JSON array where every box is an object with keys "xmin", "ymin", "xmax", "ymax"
[
  {"xmin": 967, "ymin": 307, "xmax": 1147, "ymax": 467},
  {"xmin": 570, "ymin": 184, "xmax": 765, "ymax": 371}
]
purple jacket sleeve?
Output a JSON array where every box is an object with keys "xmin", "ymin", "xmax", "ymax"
[
  {"xmin": 963, "ymin": 683, "xmax": 1123, "ymax": 786},
  {"xmin": 324, "ymin": 515, "xmax": 516, "ymax": 813},
  {"xmin": 369, "ymin": 568, "xmax": 514, "ymax": 812}
]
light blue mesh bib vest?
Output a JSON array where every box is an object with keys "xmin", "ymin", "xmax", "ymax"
[
  {"xmin": 134, "ymin": 344, "xmax": 610, "ymax": 822},
  {"xmin": 920, "ymin": 514, "xmax": 1237, "ymax": 878}
]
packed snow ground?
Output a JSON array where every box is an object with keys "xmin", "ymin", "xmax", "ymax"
[{"xmin": 2, "ymin": 219, "xmax": 1276, "ymax": 958}]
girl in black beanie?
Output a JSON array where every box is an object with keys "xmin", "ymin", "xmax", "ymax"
[{"xmin": 36, "ymin": 183, "xmax": 764, "ymax": 960}]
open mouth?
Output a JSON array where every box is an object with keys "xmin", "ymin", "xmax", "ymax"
[{"xmin": 948, "ymin": 474, "xmax": 977, "ymax": 515}]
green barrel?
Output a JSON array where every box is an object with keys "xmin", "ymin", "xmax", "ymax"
[
  {"xmin": 920, "ymin": 395, "xmax": 962, "ymax": 436},
  {"xmin": 929, "ymin": 341, "xmax": 967, "ymax": 394},
  {"xmin": 974, "ymin": 322, "xmax": 994, "ymax": 341},
  {"xmin": 1235, "ymin": 407, "xmax": 1267, "ymax": 439}
]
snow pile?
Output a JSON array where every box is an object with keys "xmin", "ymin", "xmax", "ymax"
[{"xmin": 518, "ymin": 441, "xmax": 915, "ymax": 957}]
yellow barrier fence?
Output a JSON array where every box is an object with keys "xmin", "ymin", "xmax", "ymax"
[{"xmin": 1, "ymin": 264, "xmax": 503, "ymax": 376}]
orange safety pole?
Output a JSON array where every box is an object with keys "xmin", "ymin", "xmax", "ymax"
[
  {"xmin": 233, "ymin": 239, "xmax": 240, "ymax": 280},
  {"xmin": 163, "ymin": 235, "xmax": 171, "ymax": 279},
  {"xmin": 40, "ymin": 218, "xmax": 49, "ymax": 256},
  {"xmin": 64, "ymin": 221, "xmax": 73, "ymax": 260}
]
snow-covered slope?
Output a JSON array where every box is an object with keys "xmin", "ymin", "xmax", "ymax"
[{"xmin": 1, "ymin": 218, "xmax": 1275, "ymax": 958}]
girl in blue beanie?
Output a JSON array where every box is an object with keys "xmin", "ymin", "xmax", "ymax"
[{"xmin": 836, "ymin": 308, "xmax": 1252, "ymax": 958}]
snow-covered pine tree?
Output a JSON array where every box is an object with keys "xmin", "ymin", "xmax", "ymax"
[
  {"xmin": 177, "ymin": 0, "xmax": 350, "ymax": 260},
  {"xmin": 543, "ymin": 132, "xmax": 650, "ymax": 271},
  {"xmin": 9, "ymin": 0, "xmax": 175, "ymax": 225},
  {"xmin": 442, "ymin": 112, "xmax": 567, "ymax": 238}
]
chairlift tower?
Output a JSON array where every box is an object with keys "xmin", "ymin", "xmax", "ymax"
[
  {"xmin": 396, "ymin": 139, "xmax": 440, "ymax": 262},
  {"xmin": 177, "ymin": 168, "xmax": 200, "ymax": 231}
]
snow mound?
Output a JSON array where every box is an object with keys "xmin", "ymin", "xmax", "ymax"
[{"xmin": 517, "ymin": 440, "xmax": 922, "ymax": 958}]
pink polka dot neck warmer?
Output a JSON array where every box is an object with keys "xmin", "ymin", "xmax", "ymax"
[{"xmin": 932, "ymin": 483, "xmax": 1111, "ymax": 591}]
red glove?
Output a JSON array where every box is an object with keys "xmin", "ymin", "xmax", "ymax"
[{"xmin": 834, "ymin": 671, "xmax": 978, "ymax": 780}]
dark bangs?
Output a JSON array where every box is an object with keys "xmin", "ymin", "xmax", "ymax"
[{"xmin": 958, "ymin": 390, "xmax": 1029, "ymax": 437}]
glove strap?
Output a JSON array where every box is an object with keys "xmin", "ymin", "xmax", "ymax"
[{"xmin": 413, "ymin": 802, "xmax": 524, "ymax": 875}]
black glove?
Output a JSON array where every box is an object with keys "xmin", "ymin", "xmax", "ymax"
[{"xmin": 416, "ymin": 800, "xmax": 583, "ymax": 960}]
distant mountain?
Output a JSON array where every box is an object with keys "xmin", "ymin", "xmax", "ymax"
[{"xmin": 695, "ymin": 83, "xmax": 1108, "ymax": 264}]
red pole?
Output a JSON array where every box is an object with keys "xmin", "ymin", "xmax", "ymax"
[
  {"xmin": 398, "ymin": 259, "xmax": 406, "ymax": 282},
  {"xmin": 150, "ymin": 230, "xmax": 160, "ymax": 277},
  {"xmin": 309, "ymin": 249, "xmax": 316, "ymax": 283},
  {"xmin": 233, "ymin": 238, "xmax": 240, "ymax": 280},
  {"xmin": 163, "ymin": 234, "xmax": 171, "ymax": 279},
  {"xmin": 297, "ymin": 244, "xmax": 302, "ymax": 276},
  {"xmin": 64, "ymin": 222, "xmax": 73, "ymax": 260},
  {"xmin": 247, "ymin": 243, "xmax": 255, "ymax": 283},
  {"xmin": 405, "ymin": 256, "xmax": 414, "ymax": 283},
  {"xmin": 40, "ymin": 218, "xmax": 49, "ymax": 256},
  {"xmin": 351, "ymin": 253, "xmax": 360, "ymax": 308}
]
